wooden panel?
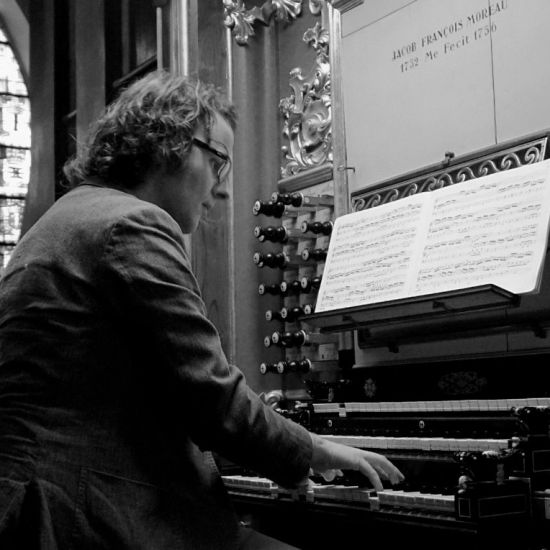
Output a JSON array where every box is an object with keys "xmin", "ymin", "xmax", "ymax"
[
  {"xmin": 229, "ymin": 5, "xmax": 340, "ymax": 393},
  {"xmin": 231, "ymin": 23, "xmax": 285, "ymax": 392},
  {"xmin": 341, "ymin": 0, "xmax": 496, "ymax": 191},
  {"xmin": 492, "ymin": 0, "xmax": 550, "ymax": 141}
]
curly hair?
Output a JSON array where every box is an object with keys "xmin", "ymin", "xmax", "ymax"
[{"xmin": 63, "ymin": 70, "xmax": 237, "ymax": 189}]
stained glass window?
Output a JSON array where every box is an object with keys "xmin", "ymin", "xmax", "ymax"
[{"xmin": 0, "ymin": 26, "xmax": 30, "ymax": 275}]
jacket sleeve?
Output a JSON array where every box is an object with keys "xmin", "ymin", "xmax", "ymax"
[{"xmin": 101, "ymin": 204, "xmax": 312, "ymax": 488}]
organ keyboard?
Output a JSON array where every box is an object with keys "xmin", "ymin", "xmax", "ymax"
[
  {"xmin": 223, "ymin": 474, "xmax": 455, "ymax": 514},
  {"xmin": 320, "ymin": 434, "xmax": 509, "ymax": 452},
  {"xmin": 313, "ymin": 397, "xmax": 550, "ymax": 413},
  {"xmin": 222, "ymin": 395, "xmax": 550, "ymax": 549}
]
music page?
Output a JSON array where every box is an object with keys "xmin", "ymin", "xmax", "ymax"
[
  {"xmin": 413, "ymin": 160, "xmax": 550, "ymax": 297},
  {"xmin": 315, "ymin": 193, "xmax": 432, "ymax": 311},
  {"xmin": 315, "ymin": 159, "xmax": 550, "ymax": 313}
]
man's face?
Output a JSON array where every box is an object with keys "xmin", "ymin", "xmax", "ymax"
[{"xmin": 159, "ymin": 112, "xmax": 234, "ymax": 233}]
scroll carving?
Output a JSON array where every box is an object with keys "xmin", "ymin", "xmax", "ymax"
[
  {"xmin": 279, "ymin": 22, "xmax": 332, "ymax": 178},
  {"xmin": 308, "ymin": 0, "xmax": 324, "ymax": 14},
  {"xmin": 222, "ymin": 0, "xmax": 358, "ymax": 44},
  {"xmin": 223, "ymin": 0, "xmax": 304, "ymax": 45},
  {"xmin": 351, "ymin": 138, "xmax": 548, "ymax": 212}
]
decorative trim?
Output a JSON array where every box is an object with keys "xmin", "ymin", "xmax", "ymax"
[
  {"xmin": 329, "ymin": 0, "xmax": 363, "ymax": 13},
  {"xmin": 326, "ymin": 3, "xmax": 351, "ymax": 218},
  {"xmin": 351, "ymin": 135, "xmax": 549, "ymax": 212},
  {"xmin": 277, "ymin": 163, "xmax": 333, "ymax": 192},
  {"xmin": 223, "ymin": 0, "xmax": 304, "ymax": 45},
  {"xmin": 308, "ymin": 0, "xmax": 324, "ymax": 14},
  {"xmin": 279, "ymin": 21, "xmax": 332, "ymax": 178}
]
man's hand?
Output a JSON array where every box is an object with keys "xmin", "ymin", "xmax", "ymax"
[{"xmin": 309, "ymin": 433, "xmax": 404, "ymax": 492}]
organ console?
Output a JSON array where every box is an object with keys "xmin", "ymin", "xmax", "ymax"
[
  {"xmin": 253, "ymin": 186, "xmax": 337, "ymax": 399},
  {"xmin": 253, "ymin": 251, "xmax": 290, "ymax": 269},
  {"xmin": 224, "ymin": 388, "xmax": 550, "ymax": 549},
  {"xmin": 271, "ymin": 191, "xmax": 335, "ymax": 208},
  {"xmin": 259, "ymin": 361, "xmax": 284, "ymax": 375},
  {"xmin": 264, "ymin": 309, "xmax": 285, "ymax": 322},
  {"xmin": 279, "ymin": 279, "xmax": 303, "ymax": 296},
  {"xmin": 259, "ymin": 359, "xmax": 315, "ymax": 376},
  {"xmin": 258, "ymin": 283, "xmax": 285, "ymax": 296},
  {"xmin": 301, "ymin": 247, "xmax": 328, "ymax": 261},
  {"xmin": 280, "ymin": 305, "xmax": 311, "ymax": 322},
  {"xmin": 268, "ymin": 330, "xmax": 339, "ymax": 348},
  {"xmin": 300, "ymin": 220, "xmax": 333, "ymax": 235},
  {"xmin": 254, "ymin": 225, "xmax": 325, "ymax": 243},
  {"xmin": 227, "ymin": 132, "xmax": 550, "ymax": 550},
  {"xmin": 300, "ymin": 276, "xmax": 322, "ymax": 293},
  {"xmin": 276, "ymin": 358, "xmax": 312, "ymax": 374},
  {"xmin": 252, "ymin": 200, "xmax": 286, "ymax": 218},
  {"xmin": 254, "ymin": 225, "xmax": 290, "ymax": 243},
  {"xmin": 265, "ymin": 306, "xmax": 312, "ymax": 323}
]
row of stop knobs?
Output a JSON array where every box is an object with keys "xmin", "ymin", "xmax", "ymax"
[
  {"xmin": 254, "ymin": 221, "xmax": 333, "ymax": 243},
  {"xmin": 259, "ymin": 276, "xmax": 322, "ymax": 295},
  {"xmin": 253, "ymin": 192, "xmax": 334, "ymax": 218},
  {"xmin": 265, "ymin": 305, "xmax": 313, "ymax": 322},
  {"xmin": 264, "ymin": 329, "xmax": 336, "ymax": 348},
  {"xmin": 255, "ymin": 193, "xmax": 333, "ymax": 376},
  {"xmin": 260, "ymin": 358, "xmax": 312, "ymax": 375},
  {"xmin": 254, "ymin": 251, "xmax": 327, "ymax": 268}
]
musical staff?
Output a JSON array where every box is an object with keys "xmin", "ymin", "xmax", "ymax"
[{"xmin": 315, "ymin": 161, "xmax": 550, "ymax": 312}]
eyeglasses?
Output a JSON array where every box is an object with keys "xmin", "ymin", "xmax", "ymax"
[{"xmin": 192, "ymin": 137, "xmax": 231, "ymax": 183}]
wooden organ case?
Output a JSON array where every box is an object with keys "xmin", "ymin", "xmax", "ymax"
[{"xmin": 221, "ymin": 1, "xmax": 550, "ymax": 549}]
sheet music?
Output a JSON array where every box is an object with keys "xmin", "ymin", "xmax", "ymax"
[
  {"xmin": 414, "ymin": 162, "xmax": 550, "ymax": 296},
  {"xmin": 315, "ymin": 160, "xmax": 550, "ymax": 313},
  {"xmin": 315, "ymin": 194, "xmax": 431, "ymax": 311}
]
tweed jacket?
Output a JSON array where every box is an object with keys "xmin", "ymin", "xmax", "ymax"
[{"xmin": 0, "ymin": 183, "xmax": 312, "ymax": 549}]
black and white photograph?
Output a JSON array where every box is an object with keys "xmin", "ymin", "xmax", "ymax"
[{"xmin": 0, "ymin": 1, "xmax": 549, "ymax": 548}]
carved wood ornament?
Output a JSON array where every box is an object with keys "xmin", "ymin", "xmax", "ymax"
[
  {"xmin": 223, "ymin": 0, "xmax": 333, "ymax": 179},
  {"xmin": 351, "ymin": 137, "xmax": 548, "ymax": 212},
  {"xmin": 223, "ymin": 0, "xmax": 304, "ymax": 45},
  {"xmin": 278, "ymin": 21, "xmax": 331, "ymax": 178}
]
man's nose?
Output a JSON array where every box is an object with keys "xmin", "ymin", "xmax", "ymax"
[{"xmin": 213, "ymin": 176, "xmax": 230, "ymax": 200}]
